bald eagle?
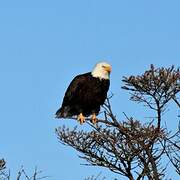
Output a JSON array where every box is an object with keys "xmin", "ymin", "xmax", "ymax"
[{"xmin": 55, "ymin": 62, "xmax": 111, "ymax": 124}]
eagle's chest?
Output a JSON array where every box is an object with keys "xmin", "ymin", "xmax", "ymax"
[
  {"xmin": 85, "ymin": 77, "xmax": 107, "ymax": 91},
  {"xmin": 81, "ymin": 78, "xmax": 109, "ymax": 104}
]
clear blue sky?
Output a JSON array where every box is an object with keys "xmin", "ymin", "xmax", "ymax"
[{"xmin": 0, "ymin": 0, "xmax": 179, "ymax": 179}]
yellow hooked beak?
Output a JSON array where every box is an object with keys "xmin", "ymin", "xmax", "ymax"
[{"xmin": 104, "ymin": 66, "xmax": 112, "ymax": 73}]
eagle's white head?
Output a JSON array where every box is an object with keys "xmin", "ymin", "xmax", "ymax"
[{"xmin": 91, "ymin": 62, "xmax": 112, "ymax": 80}]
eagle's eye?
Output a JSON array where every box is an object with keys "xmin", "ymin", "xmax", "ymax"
[{"xmin": 102, "ymin": 65, "xmax": 106, "ymax": 68}]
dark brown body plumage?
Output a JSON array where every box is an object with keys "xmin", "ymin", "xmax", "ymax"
[{"xmin": 56, "ymin": 72, "xmax": 110, "ymax": 118}]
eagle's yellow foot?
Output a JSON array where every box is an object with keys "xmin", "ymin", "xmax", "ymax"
[
  {"xmin": 77, "ymin": 113, "xmax": 85, "ymax": 124},
  {"xmin": 91, "ymin": 113, "xmax": 97, "ymax": 124}
]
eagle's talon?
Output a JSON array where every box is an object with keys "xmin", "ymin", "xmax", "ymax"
[
  {"xmin": 78, "ymin": 113, "xmax": 85, "ymax": 124},
  {"xmin": 91, "ymin": 113, "xmax": 97, "ymax": 124}
]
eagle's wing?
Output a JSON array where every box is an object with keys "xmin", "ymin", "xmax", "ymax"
[
  {"xmin": 56, "ymin": 73, "xmax": 90, "ymax": 118},
  {"xmin": 62, "ymin": 73, "xmax": 90, "ymax": 106}
]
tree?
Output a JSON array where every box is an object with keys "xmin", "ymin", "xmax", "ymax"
[
  {"xmin": 56, "ymin": 65, "xmax": 180, "ymax": 180},
  {"xmin": 0, "ymin": 159, "xmax": 48, "ymax": 180}
]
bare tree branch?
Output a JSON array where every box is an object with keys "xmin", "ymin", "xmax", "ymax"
[
  {"xmin": 56, "ymin": 65, "xmax": 180, "ymax": 179},
  {"xmin": 0, "ymin": 160, "xmax": 49, "ymax": 180}
]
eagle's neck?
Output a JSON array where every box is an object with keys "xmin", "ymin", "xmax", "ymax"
[{"xmin": 91, "ymin": 70, "xmax": 110, "ymax": 80}]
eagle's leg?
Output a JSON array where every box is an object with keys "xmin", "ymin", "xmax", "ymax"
[
  {"xmin": 77, "ymin": 113, "xmax": 85, "ymax": 124},
  {"xmin": 91, "ymin": 113, "xmax": 97, "ymax": 124}
]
